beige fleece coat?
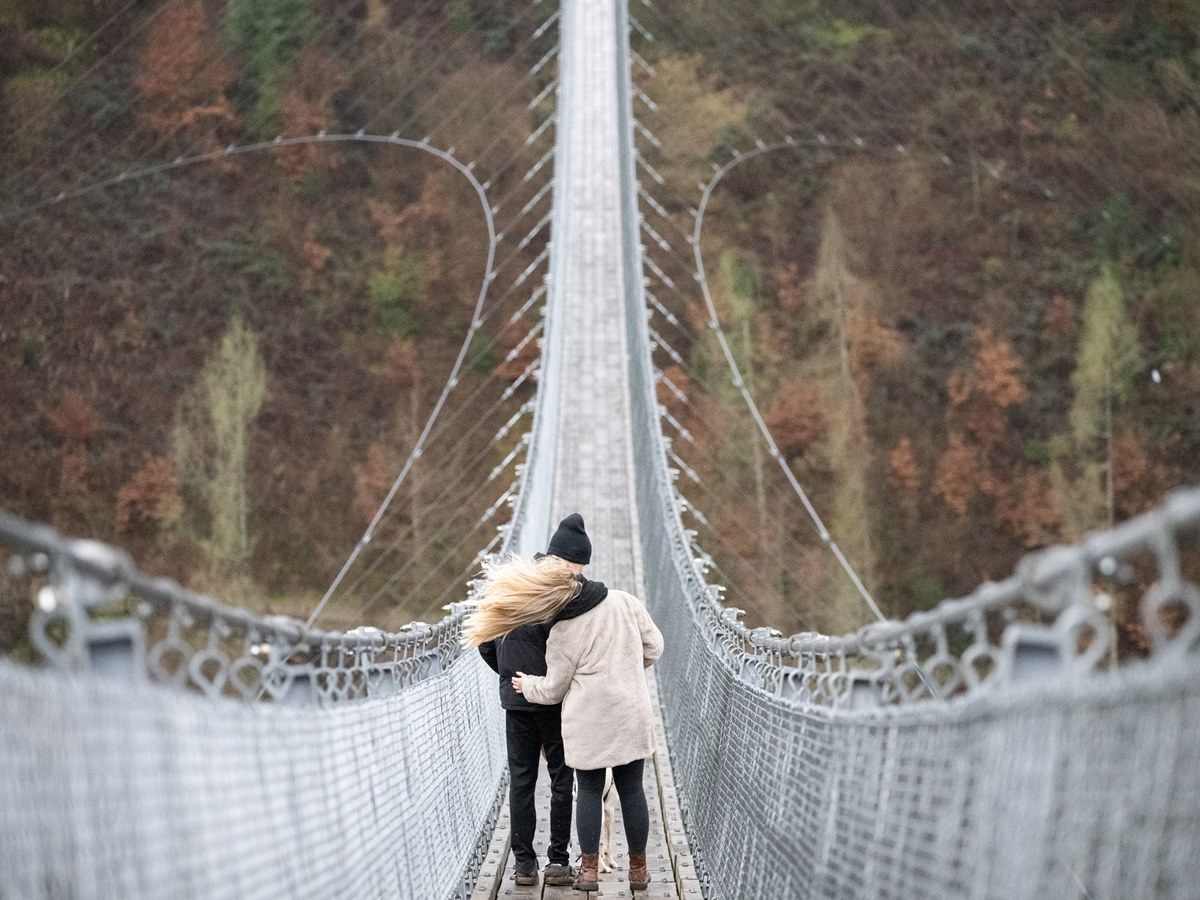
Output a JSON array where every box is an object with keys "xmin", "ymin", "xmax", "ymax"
[{"xmin": 520, "ymin": 590, "xmax": 664, "ymax": 770}]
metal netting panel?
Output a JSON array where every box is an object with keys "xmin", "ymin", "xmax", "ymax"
[
  {"xmin": 644, "ymin": 593, "xmax": 1200, "ymax": 899},
  {"xmin": 0, "ymin": 650, "xmax": 504, "ymax": 900}
]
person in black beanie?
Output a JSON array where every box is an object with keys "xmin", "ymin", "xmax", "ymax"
[
  {"xmin": 467, "ymin": 513, "xmax": 664, "ymax": 893},
  {"xmin": 476, "ymin": 513, "xmax": 606, "ymax": 887}
]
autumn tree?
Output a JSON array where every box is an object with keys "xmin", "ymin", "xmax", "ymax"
[
  {"xmin": 135, "ymin": 2, "xmax": 235, "ymax": 139},
  {"xmin": 766, "ymin": 380, "xmax": 827, "ymax": 459},
  {"xmin": 642, "ymin": 54, "xmax": 748, "ymax": 199},
  {"xmin": 715, "ymin": 252, "xmax": 770, "ymax": 533},
  {"xmin": 115, "ymin": 455, "xmax": 183, "ymax": 535},
  {"xmin": 275, "ymin": 46, "xmax": 349, "ymax": 175},
  {"xmin": 1111, "ymin": 427, "xmax": 1169, "ymax": 520},
  {"xmin": 931, "ymin": 328, "xmax": 1036, "ymax": 547},
  {"xmin": 172, "ymin": 315, "xmax": 266, "ymax": 596},
  {"xmin": 887, "ymin": 437, "xmax": 920, "ymax": 496}
]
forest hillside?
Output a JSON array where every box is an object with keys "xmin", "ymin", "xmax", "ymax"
[
  {"xmin": 632, "ymin": 0, "xmax": 1200, "ymax": 636},
  {"xmin": 1, "ymin": 0, "xmax": 1198, "ymax": 644}
]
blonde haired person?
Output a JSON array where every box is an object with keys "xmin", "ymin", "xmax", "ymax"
[{"xmin": 465, "ymin": 514, "xmax": 664, "ymax": 893}]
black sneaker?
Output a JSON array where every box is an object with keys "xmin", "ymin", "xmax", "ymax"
[
  {"xmin": 544, "ymin": 863, "xmax": 575, "ymax": 886},
  {"xmin": 514, "ymin": 866, "xmax": 538, "ymax": 886}
]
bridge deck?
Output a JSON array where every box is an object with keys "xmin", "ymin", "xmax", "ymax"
[
  {"xmin": 470, "ymin": 673, "xmax": 698, "ymax": 899},
  {"xmin": 473, "ymin": 0, "xmax": 698, "ymax": 891}
]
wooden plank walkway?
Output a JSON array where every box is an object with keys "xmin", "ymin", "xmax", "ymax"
[
  {"xmin": 470, "ymin": 673, "xmax": 700, "ymax": 900},
  {"xmin": 472, "ymin": 0, "xmax": 700, "ymax": 896}
]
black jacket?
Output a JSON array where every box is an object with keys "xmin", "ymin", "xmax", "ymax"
[{"xmin": 479, "ymin": 577, "xmax": 608, "ymax": 712}]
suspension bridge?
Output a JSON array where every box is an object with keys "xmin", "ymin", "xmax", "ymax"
[{"xmin": 3, "ymin": 0, "xmax": 1200, "ymax": 898}]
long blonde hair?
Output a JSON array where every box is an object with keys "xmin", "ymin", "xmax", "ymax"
[{"xmin": 462, "ymin": 554, "xmax": 582, "ymax": 647}]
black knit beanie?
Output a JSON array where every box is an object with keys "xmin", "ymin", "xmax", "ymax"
[{"xmin": 546, "ymin": 513, "xmax": 591, "ymax": 565}]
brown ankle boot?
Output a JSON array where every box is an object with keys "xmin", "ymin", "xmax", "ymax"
[
  {"xmin": 574, "ymin": 853, "xmax": 599, "ymax": 891},
  {"xmin": 628, "ymin": 852, "xmax": 650, "ymax": 890}
]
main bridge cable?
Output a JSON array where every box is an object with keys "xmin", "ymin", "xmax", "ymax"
[
  {"xmin": 0, "ymin": 128, "xmax": 550, "ymax": 610},
  {"xmin": 627, "ymin": 0, "xmax": 1161, "ymax": 714},
  {"xmin": 198, "ymin": 155, "xmax": 547, "ymax": 616},
  {"xmin": 624, "ymin": 11, "xmax": 1094, "ymax": 616},
  {"xmin": 130, "ymin": 135, "xmax": 502, "ymax": 633},
  {"xmin": 318, "ymin": 224, "xmax": 554, "ymax": 583},
  {"xmin": 304, "ymin": 91, "xmax": 560, "ymax": 615},
  {"xmin": 627, "ymin": 49, "xmax": 1140, "ymax": 637},
  {"xmin": 691, "ymin": 142, "xmax": 885, "ymax": 624},
  {"xmin": 614, "ymin": 12, "xmax": 886, "ymax": 634},
  {"xmin": 4, "ymin": 0, "xmax": 556, "ymax": 214},
  {"xmin": 619, "ymin": 25, "xmax": 884, "ymax": 626},
  {"xmin": 302, "ymin": 140, "xmax": 558, "ymax": 629}
]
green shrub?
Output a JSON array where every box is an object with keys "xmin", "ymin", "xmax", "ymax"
[
  {"xmin": 907, "ymin": 572, "xmax": 945, "ymax": 611},
  {"xmin": 225, "ymin": 0, "xmax": 314, "ymax": 132},
  {"xmin": 446, "ymin": 0, "xmax": 472, "ymax": 34},
  {"xmin": 369, "ymin": 256, "xmax": 423, "ymax": 335},
  {"xmin": 471, "ymin": 344, "xmax": 499, "ymax": 375}
]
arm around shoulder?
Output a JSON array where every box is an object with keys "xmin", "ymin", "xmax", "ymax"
[{"xmin": 519, "ymin": 626, "xmax": 575, "ymax": 705}]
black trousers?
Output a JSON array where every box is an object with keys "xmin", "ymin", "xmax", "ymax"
[
  {"xmin": 506, "ymin": 710, "xmax": 573, "ymax": 870},
  {"xmin": 576, "ymin": 758, "xmax": 649, "ymax": 855}
]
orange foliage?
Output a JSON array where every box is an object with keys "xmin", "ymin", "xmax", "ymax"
[
  {"xmin": 887, "ymin": 437, "xmax": 920, "ymax": 495},
  {"xmin": 933, "ymin": 433, "xmax": 985, "ymax": 517},
  {"xmin": 135, "ymin": 2, "xmax": 235, "ymax": 137},
  {"xmin": 946, "ymin": 370, "xmax": 972, "ymax": 408},
  {"xmin": 115, "ymin": 455, "xmax": 183, "ymax": 533},
  {"xmin": 299, "ymin": 231, "xmax": 333, "ymax": 290},
  {"xmin": 965, "ymin": 402, "xmax": 1009, "ymax": 450},
  {"xmin": 367, "ymin": 198, "xmax": 407, "ymax": 247},
  {"xmin": 973, "ymin": 327, "xmax": 1029, "ymax": 409},
  {"xmin": 368, "ymin": 169, "xmax": 462, "ymax": 292},
  {"xmin": 946, "ymin": 327, "xmax": 1028, "ymax": 415},
  {"xmin": 944, "ymin": 327, "xmax": 1029, "ymax": 454},
  {"xmin": 47, "ymin": 390, "xmax": 97, "ymax": 443},
  {"xmin": 276, "ymin": 48, "xmax": 350, "ymax": 176},
  {"xmin": 1112, "ymin": 428, "xmax": 1170, "ymax": 518},
  {"xmin": 765, "ymin": 380, "xmax": 827, "ymax": 458},
  {"xmin": 994, "ymin": 469, "xmax": 1060, "ymax": 547}
]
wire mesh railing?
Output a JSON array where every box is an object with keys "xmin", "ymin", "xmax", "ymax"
[{"xmin": 0, "ymin": 497, "xmax": 521, "ymax": 898}]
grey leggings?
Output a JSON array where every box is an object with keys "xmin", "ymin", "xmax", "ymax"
[{"xmin": 575, "ymin": 758, "xmax": 649, "ymax": 855}]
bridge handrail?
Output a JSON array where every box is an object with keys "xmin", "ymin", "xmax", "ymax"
[{"xmin": 0, "ymin": 507, "xmax": 477, "ymax": 703}]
